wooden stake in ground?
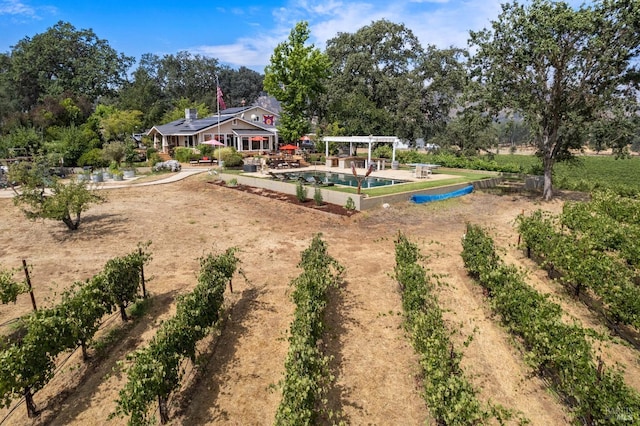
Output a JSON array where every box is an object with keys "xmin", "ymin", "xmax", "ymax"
[{"xmin": 22, "ymin": 259, "xmax": 37, "ymax": 311}]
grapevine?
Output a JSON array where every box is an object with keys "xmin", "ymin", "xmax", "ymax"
[
  {"xmin": 394, "ymin": 232, "xmax": 519, "ymax": 425},
  {"xmin": 462, "ymin": 223, "xmax": 640, "ymax": 424},
  {"xmin": 518, "ymin": 209, "xmax": 640, "ymax": 328},
  {"xmin": 275, "ymin": 234, "xmax": 344, "ymax": 425},
  {"xmin": 0, "ymin": 265, "xmax": 26, "ymax": 305},
  {"xmin": 113, "ymin": 247, "xmax": 239, "ymax": 425},
  {"xmin": 0, "ymin": 243, "xmax": 151, "ymax": 419}
]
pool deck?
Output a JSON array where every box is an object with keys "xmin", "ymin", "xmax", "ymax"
[
  {"xmin": 223, "ymin": 164, "xmax": 483, "ymax": 211},
  {"xmin": 241, "ymin": 164, "xmax": 456, "ymax": 183}
]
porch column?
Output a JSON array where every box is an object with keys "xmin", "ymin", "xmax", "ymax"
[{"xmin": 162, "ymin": 136, "xmax": 168, "ymax": 154}]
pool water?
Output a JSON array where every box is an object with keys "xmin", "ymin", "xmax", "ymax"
[{"xmin": 299, "ymin": 172, "xmax": 407, "ymax": 188}]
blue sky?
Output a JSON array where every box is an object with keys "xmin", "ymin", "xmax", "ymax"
[{"xmin": 0, "ymin": 0, "xmax": 585, "ymax": 73}]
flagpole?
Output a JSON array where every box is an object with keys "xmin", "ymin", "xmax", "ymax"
[{"xmin": 216, "ymin": 74, "xmax": 221, "ymax": 167}]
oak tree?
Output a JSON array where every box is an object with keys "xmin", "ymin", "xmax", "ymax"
[{"xmin": 469, "ymin": 0, "xmax": 640, "ymax": 200}]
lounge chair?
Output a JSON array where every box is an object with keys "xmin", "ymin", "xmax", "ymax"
[
  {"xmin": 268, "ymin": 171, "xmax": 287, "ymax": 181},
  {"xmin": 311, "ymin": 175, "xmax": 335, "ymax": 186},
  {"xmin": 298, "ymin": 176, "xmax": 316, "ymax": 185},
  {"xmin": 282, "ymin": 172, "xmax": 299, "ymax": 181}
]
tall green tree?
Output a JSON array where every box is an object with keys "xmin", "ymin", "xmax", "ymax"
[
  {"xmin": 0, "ymin": 127, "xmax": 43, "ymax": 157},
  {"xmin": 0, "ymin": 53, "xmax": 19, "ymax": 128},
  {"xmin": 324, "ymin": 20, "xmax": 422, "ymax": 138},
  {"xmin": 217, "ymin": 65, "xmax": 264, "ymax": 109},
  {"xmin": 8, "ymin": 21, "xmax": 133, "ymax": 112},
  {"xmin": 264, "ymin": 21, "xmax": 331, "ymax": 143},
  {"xmin": 161, "ymin": 98, "xmax": 211, "ymax": 123},
  {"xmin": 44, "ymin": 124, "xmax": 99, "ymax": 167},
  {"xmin": 118, "ymin": 54, "xmax": 168, "ymax": 129},
  {"xmin": 469, "ymin": 0, "xmax": 640, "ymax": 200},
  {"xmin": 156, "ymin": 51, "xmax": 220, "ymax": 106},
  {"xmin": 324, "ymin": 20, "xmax": 466, "ymax": 143}
]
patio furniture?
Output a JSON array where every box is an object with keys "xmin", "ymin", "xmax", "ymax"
[
  {"xmin": 268, "ymin": 171, "xmax": 287, "ymax": 181},
  {"xmin": 311, "ymin": 175, "xmax": 335, "ymax": 186},
  {"xmin": 298, "ymin": 176, "xmax": 316, "ymax": 185},
  {"xmin": 282, "ymin": 172, "xmax": 299, "ymax": 181}
]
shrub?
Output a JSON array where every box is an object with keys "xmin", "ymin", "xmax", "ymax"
[
  {"xmin": 199, "ymin": 144, "xmax": 214, "ymax": 158},
  {"xmin": 78, "ymin": 148, "xmax": 108, "ymax": 168},
  {"xmin": 296, "ymin": 181, "xmax": 307, "ymax": 202},
  {"xmin": 219, "ymin": 148, "xmax": 244, "ymax": 167},
  {"xmin": 147, "ymin": 151, "xmax": 161, "ymax": 167},
  {"xmin": 345, "ymin": 197, "xmax": 356, "ymax": 211},
  {"xmin": 313, "ymin": 187, "xmax": 323, "ymax": 206},
  {"xmin": 373, "ymin": 144, "xmax": 393, "ymax": 159},
  {"xmin": 174, "ymin": 147, "xmax": 196, "ymax": 163}
]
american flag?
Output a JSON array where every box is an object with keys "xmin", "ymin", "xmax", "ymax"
[{"xmin": 217, "ymin": 86, "xmax": 226, "ymax": 110}]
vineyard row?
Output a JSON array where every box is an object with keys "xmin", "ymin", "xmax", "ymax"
[{"xmin": 462, "ymin": 223, "xmax": 640, "ymax": 424}]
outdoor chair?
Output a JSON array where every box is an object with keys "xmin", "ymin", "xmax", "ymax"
[
  {"xmin": 268, "ymin": 171, "xmax": 287, "ymax": 181},
  {"xmin": 312, "ymin": 175, "xmax": 335, "ymax": 186},
  {"xmin": 298, "ymin": 176, "xmax": 316, "ymax": 185},
  {"xmin": 282, "ymin": 172, "xmax": 299, "ymax": 181}
]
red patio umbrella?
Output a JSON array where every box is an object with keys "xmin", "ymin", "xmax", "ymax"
[
  {"xmin": 200, "ymin": 139, "xmax": 225, "ymax": 165},
  {"xmin": 251, "ymin": 136, "xmax": 267, "ymax": 141},
  {"xmin": 201, "ymin": 139, "xmax": 225, "ymax": 146},
  {"xmin": 279, "ymin": 144, "xmax": 298, "ymax": 152}
]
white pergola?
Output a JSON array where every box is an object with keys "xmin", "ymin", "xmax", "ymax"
[{"xmin": 322, "ymin": 135, "xmax": 401, "ymax": 166}]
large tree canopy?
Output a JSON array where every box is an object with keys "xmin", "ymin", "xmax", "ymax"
[
  {"xmin": 323, "ymin": 20, "xmax": 466, "ymax": 143},
  {"xmin": 264, "ymin": 21, "xmax": 331, "ymax": 143},
  {"xmin": 324, "ymin": 20, "xmax": 423, "ymax": 138},
  {"xmin": 469, "ymin": 0, "xmax": 640, "ymax": 200},
  {"xmin": 8, "ymin": 21, "xmax": 133, "ymax": 112}
]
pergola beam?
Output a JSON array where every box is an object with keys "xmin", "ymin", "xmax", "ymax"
[{"xmin": 322, "ymin": 135, "xmax": 401, "ymax": 165}]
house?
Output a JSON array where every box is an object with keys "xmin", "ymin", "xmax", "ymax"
[{"xmin": 146, "ymin": 105, "xmax": 280, "ymax": 155}]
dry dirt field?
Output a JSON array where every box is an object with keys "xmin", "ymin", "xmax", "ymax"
[{"xmin": 0, "ymin": 173, "xmax": 639, "ymax": 425}]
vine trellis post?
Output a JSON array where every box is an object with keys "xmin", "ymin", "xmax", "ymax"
[{"xmin": 21, "ymin": 259, "xmax": 37, "ymax": 311}]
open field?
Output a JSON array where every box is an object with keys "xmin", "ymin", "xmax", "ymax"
[{"xmin": 0, "ymin": 173, "xmax": 638, "ymax": 425}]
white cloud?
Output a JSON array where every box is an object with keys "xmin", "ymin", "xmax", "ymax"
[
  {"xmin": 192, "ymin": 36, "xmax": 280, "ymax": 72},
  {"xmin": 0, "ymin": 0, "xmax": 35, "ymax": 16},
  {"xmin": 192, "ymin": 0, "xmax": 590, "ymax": 70}
]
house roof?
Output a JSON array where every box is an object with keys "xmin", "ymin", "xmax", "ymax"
[
  {"xmin": 219, "ymin": 106, "xmax": 252, "ymax": 115},
  {"xmin": 148, "ymin": 114, "xmax": 235, "ymax": 136},
  {"xmin": 147, "ymin": 105, "xmax": 281, "ymax": 137}
]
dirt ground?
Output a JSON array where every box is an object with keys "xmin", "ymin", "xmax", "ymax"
[{"xmin": 0, "ymin": 173, "xmax": 638, "ymax": 425}]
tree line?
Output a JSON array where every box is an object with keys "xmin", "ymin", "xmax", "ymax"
[{"xmin": 1, "ymin": 0, "xmax": 639, "ymax": 200}]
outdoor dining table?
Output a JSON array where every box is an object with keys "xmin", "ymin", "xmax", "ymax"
[{"xmin": 408, "ymin": 163, "xmax": 440, "ymax": 178}]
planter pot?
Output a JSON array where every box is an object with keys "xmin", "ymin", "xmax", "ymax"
[
  {"xmin": 103, "ymin": 172, "xmax": 113, "ymax": 180},
  {"xmin": 76, "ymin": 173, "xmax": 90, "ymax": 182},
  {"xmin": 91, "ymin": 173, "xmax": 103, "ymax": 183},
  {"xmin": 123, "ymin": 170, "xmax": 135, "ymax": 179},
  {"xmin": 113, "ymin": 174, "xmax": 124, "ymax": 181}
]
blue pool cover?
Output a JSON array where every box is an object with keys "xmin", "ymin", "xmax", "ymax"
[{"xmin": 410, "ymin": 185, "xmax": 474, "ymax": 204}]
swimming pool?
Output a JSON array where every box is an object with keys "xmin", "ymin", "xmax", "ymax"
[{"xmin": 298, "ymin": 171, "xmax": 408, "ymax": 188}]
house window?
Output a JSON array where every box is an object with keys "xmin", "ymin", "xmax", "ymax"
[{"xmin": 242, "ymin": 138, "xmax": 250, "ymax": 151}]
